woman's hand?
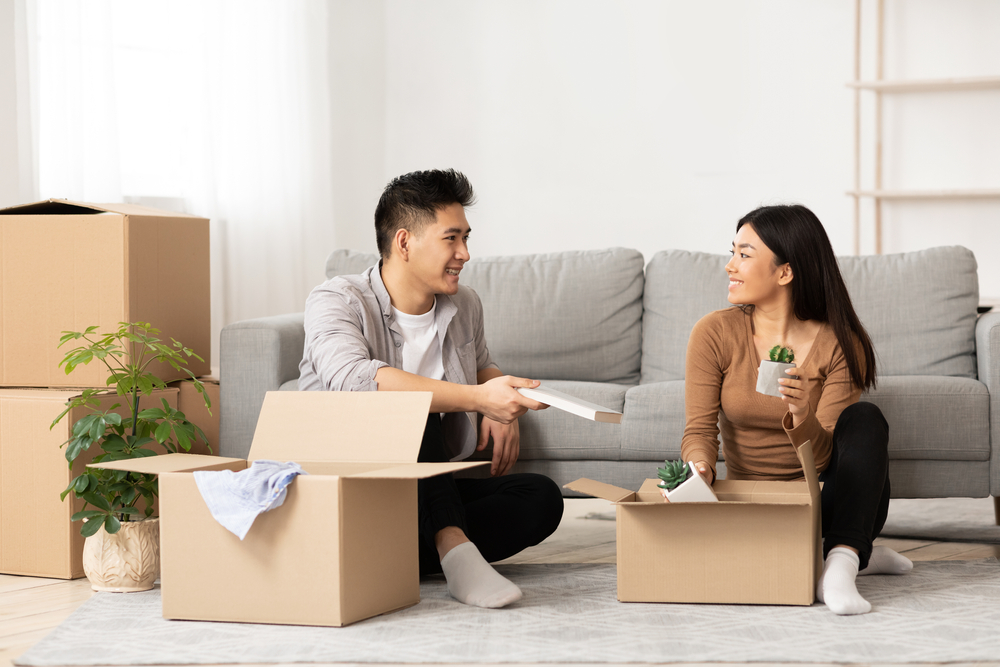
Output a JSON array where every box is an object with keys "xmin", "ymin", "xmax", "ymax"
[
  {"xmin": 659, "ymin": 461, "xmax": 714, "ymax": 501},
  {"xmin": 779, "ymin": 367, "xmax": 811, "ymax": 428}
]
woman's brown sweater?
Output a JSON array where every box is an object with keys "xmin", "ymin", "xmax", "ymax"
[{"xmin": 681, "ymin": 307, "xmax": 861, "ymax": 481}]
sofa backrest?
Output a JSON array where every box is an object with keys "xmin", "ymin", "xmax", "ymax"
[
  {"xmin": 838, "ymin": 246, "xmax": 979, "ymax": 378},
  {"xmin": 640, "ymin": 245, "xmax": 980, "ymax": 383},
  {"xmin": 325, "ymin": 247, "xmax": 646, "ymax": 385},
  {"xmin": 641, "ymin": 250, "xmax": 731, "ymax": 383}
]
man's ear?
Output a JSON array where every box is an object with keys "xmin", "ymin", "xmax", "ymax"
[
  {"xmin": 777, "ymin": 263, "xmax": 794, "ymax": 286},
  {"xmin": 393, "ymin": 228, "xmax": 411, "ymax": 262}
]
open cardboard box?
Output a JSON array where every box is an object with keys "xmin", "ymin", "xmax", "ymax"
[
  {"xmin": 90, "ymin": 391, "xmax": 488, "ymax": 627},
  {"xmin": 565, "ymin": 441, "xmax": 822, "ymax": 606}
]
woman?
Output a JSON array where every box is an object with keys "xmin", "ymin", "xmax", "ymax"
[{"xmin": 677, "ymin": 204, "xmax": 911, "ymax": 615}]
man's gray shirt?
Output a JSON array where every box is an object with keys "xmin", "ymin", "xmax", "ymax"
[{"xmin": 298, "ymin": 262, "xmax": 498, "ymax": 461}]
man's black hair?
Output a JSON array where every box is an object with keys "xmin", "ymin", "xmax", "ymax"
[{"xmin": 374, "ymin": 169, "xmax": 476, "ymax": 259}]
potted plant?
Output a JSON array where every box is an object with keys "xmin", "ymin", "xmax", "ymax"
[
  {"xmin": 52, "ymin": 322, "xmax": 211, "ymax": 592},
  {"xmin": 657, "ymin": 459, "xmax": 718, "ymax": 503},
  {"xmin": 756, "ymin": 345, "xmax": 795, "ymax": 398}
]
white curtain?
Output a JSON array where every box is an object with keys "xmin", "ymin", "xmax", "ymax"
[{"xmin": 33, "ymin": 0, "xmax": 336, "ymax": 368}]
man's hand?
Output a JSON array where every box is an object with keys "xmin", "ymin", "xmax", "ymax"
[
  {"xmin": 478, "ymin": 416, "xmax": 520, "ymax": 476},
  {"xmin": 474, "ymin": 375, "xmax": 548, "ymax": 424}
]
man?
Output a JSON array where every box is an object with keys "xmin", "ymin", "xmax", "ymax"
[{"xmin": 299, "ymin": 169, "xmax": 564, "ymax": 608}]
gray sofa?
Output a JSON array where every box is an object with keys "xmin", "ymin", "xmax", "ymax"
[{"xmin": 220, "ymin": 246, "xmax": 1000, "ymax": 502}]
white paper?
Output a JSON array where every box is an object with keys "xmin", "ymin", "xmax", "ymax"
[{"xmin": 517, "ymin": 384, "xmax": 623, "ymax": 424}]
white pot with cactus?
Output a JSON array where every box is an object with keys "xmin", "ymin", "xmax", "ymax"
[
  {"xmin": 756, "ymin": 345, "xmax": 795, "ymax": 398},
  {"xmin": 657, "ymin": 460, "xmax": 718, "ymax": 503}
]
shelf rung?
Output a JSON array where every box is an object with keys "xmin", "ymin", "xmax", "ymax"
[
  {"xmin": 847, "ymin": 189, "xmax": 1000, "ymax": 200},
  {"xmin": 847, "ymin": 76, "xmax": 1000, "ymax": 92}
]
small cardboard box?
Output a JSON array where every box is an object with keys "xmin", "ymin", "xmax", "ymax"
[
  {"xmin": 169, "ymin": 376, "xmax": 220, "ymax": 455},
  {"xmin": 0, "ymin": 387, "xmax": 179, "ymax": 578},
  {"xmin": 90, "ymin": 391, "xmax": 489, "ymax": 627},
  {"xmin": 566, "ymin": 441, "xmax": 822, "ymax": 606},
  {"xmin": 0, "ymin": 199, "xmax": 211, "ymax": 387}
]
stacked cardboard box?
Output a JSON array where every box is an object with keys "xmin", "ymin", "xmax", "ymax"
[{"xmin": 0, "ymin": 199, "xmax": 212, "ymax": 578}]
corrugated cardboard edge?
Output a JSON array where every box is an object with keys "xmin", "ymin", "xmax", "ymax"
[
  {"xmin": 89, "ymin": 453, "xmax": 247, "ymax": 475},
  {"xmin": 793, "ymin": 440, "xmax": 823, "ymax": 591},
  {"xmin": 563, "ymin": 478, "xmax": 635, "ymax": 503}
]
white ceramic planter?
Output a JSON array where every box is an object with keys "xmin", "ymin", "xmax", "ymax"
[
  {"xmin": 756, "ymin": 360, "xmax": 796, "ymax": 398},
  {"xmin": 82, "ymin": 517, "xmax": 160, "ymax": 592},
  {"xmin": 661, "ymin": 463, "xmax": 718, "ymax": 503}
]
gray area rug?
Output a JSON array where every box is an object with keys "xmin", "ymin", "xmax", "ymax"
[
  {"xmin": 877, "ymin": 497, "xmax": 1000, "ymax": 544},
  {"xmin": 15, "ymin": 560, "xmax": 1000, "ymax": 665}
]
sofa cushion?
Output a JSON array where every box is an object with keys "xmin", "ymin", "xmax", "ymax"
[
  {"xmin": 839, "ymin": 247, "xmax": 979, "ymax": 378},
  {"xmin": 864, "ymin": 375, "xmax": 990, "ymax": 461},
  {"xmin": 326, "ymin": 247, "xmax": 645, "ymax": 384},
  {"xmin": 461, "ymin": 249, "xmax": 644, "ymax": 384},
  {"xmin": 517, "ymin": 380, "xmax": 627, "ymax": 461},
  {"xmin": 326, "ymin": 249, "xmax": 378, "ymax": 278},
  {"xmin": 620, "ymin": 380, "xmax": 686, "ymax": 460},
  {"xmin": 620, "ymin": 375, "xmax": 988, "ymax": 465},
  {"xmin": 641, "ymin": 250, "xmax": 731, "ymax": 384}
]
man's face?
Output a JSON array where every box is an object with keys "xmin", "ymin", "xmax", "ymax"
[{"xmin": 404, "ymin": 202, "xmax": 471, "ymax": 297}]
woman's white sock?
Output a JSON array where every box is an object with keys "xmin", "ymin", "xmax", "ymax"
[
  {"xmin": 816, "ymin": 547, "xmax": 871, "ymax": 615},
  {"xmin": 859, "ymin": 545, "xmax": 913, "ymax": 576},
  {"xmin": 439, "ymin": 541, "xmax": 522, "ymax": 608}
]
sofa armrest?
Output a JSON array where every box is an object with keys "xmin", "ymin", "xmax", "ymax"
[
  {"xmin": 976, "ymin": 312, "xmax": 1000, "ymax": 496},
  {"xmin": 219, "ymin": 313, "xmax": 305, "ymax": 459}
]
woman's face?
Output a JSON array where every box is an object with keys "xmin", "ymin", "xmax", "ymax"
[{"xmin": 725, "ymin": 224, "xmax": 788, "ymax": 305}]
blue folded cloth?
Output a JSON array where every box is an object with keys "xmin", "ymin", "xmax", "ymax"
[{"xmin": 193, "ymin": 460, "xmax": 308, "ymax": 540}]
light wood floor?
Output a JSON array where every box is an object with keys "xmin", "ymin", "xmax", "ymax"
[{"xmin": 3, "ymin": 497, "xmax": 1000, "ymax": 667}]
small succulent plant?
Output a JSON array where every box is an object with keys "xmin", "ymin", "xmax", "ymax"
[
  {"xmin": 768, "ymin": 345, "xmax": 795, "ymax": 364},
  {"xmin": 657, "ymin": 460, "xmax": 691, "ymax": 490}
]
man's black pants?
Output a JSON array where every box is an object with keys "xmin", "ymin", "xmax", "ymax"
[
  {"xmin": 417, "ymin": 414, "xmax": 565, "ymax": 576},
  {"xmin": 819, "ymin": 401, "xmax": 891, "ymax": 571}
]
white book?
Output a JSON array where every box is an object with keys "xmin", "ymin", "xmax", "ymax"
[{"xmin": 517, "ymin": 384, "xmax": 623, "ymax": 424}]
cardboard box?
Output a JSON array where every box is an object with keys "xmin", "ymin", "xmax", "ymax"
[
  {"xmin": 90, "ymin": 391, "xmax": 489, "ymax": 627},
  {"xmin": 0, "ymin": 199, "xmax": 210, "ymax": 387},
  {"xmin": 0, "ymin": 387, "xmax": 178, "ymax": 578},
  {"xmin": 566, "ymin": 441, "xmax": 822, "ymax": 606},
  {"xmin": 169, "ymin": 376, "xmax": 219, "ymax": 456}
]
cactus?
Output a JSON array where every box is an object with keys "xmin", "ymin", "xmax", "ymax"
[
  {"xmin": 657, "ymin": 460, "xmax": 691, "ymax": 490},
  {"xmin": 768, "ymin": 345, "xmax": 795, "ymax": 364}
]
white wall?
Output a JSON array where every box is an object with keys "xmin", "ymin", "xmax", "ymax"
[{"xmin": 330, "ymin": 0, "xmax": 1000, "ymax": 300}]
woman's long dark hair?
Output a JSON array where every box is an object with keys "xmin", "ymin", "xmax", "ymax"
[{"xmin": 737, "ymin": 204, "xmax": 877, "ymax": 391}]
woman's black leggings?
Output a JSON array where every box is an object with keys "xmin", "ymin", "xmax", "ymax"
[
  {"xmin": 416, "ymin": 414, "xmax": 565, "ymax": 576},
  {"xmin": 819, "ymin": 401, "xmax": 891, "ymax": 570}
]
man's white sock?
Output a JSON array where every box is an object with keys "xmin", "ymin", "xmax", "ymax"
[
  {"xmin": 859, "ymin": 545, "xmax": 913, "ymax": 576},
  {"xmin": 439, "ymin": 542, "xmax": 522, "ymax": 608},
  {"xmin": 816, "ymin": 547, "xmax": 871, "ymax": 615}
]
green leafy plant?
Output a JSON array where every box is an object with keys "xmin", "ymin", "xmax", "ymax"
[
  {"xmin": 657, "ymin": 460, "xmax": 691, "ymax": 491},
  {"xmin": 51, "ymin": 322, "xmax": 211, "ymax": 537},
  {"xmin": 768, "ymin": 345, "xmax": 795, "ymax": 364}
]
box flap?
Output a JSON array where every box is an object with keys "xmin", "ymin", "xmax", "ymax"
[
  {"xmin": 794, "ymin": 440, "xmax": 821, "ymax": 505},
  {"xmin": 352, "ymin": 461, "xmax": 490, "ymax": 480},
  {"xmin": 0, "ymin": 198, "xmax": 201, "ymax": 218},
  {"xmin": 88, "ymin": 453, "xmax": 247, "ymax": 474},
  {"xmin": 247, "ymin": 391, "xmax": 433, "ymax": 463},
  {"xmin": 563, "ymin": 478, "xmax": 635, "ymax": 502},
  {"xmin": 0, "ymin": 199, "xmax": 109, "ymax": 215}
]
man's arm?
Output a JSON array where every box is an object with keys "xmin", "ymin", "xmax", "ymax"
[{"xmin": 374, "ymin": 366, "xmax": 544, "ymax": 424}]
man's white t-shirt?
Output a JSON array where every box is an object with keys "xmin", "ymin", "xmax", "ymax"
[{"xmin": 391, "ymin": 299, "xmax": 445, "ymax": 381}]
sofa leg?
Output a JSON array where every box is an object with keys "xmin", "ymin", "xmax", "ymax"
[{"xmin": 995, "ymin": 496, "xmax": 1000, "ymax": 526}]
